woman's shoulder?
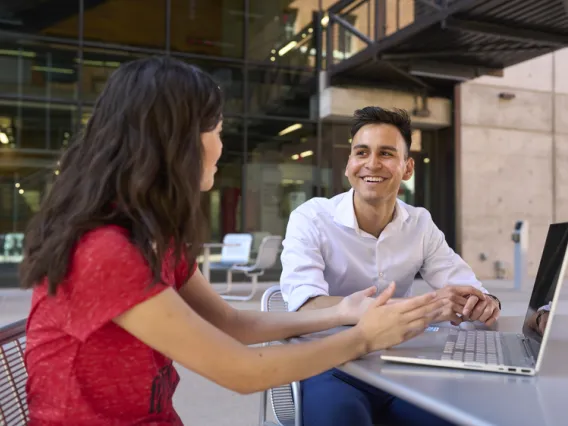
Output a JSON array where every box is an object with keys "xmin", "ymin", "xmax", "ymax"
[{"xmin": 72, "ymin": 225, "xmax": 142, "ymax": 267}]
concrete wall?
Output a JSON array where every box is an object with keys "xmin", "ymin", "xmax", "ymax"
[
  {"xmin": 320, "ymin": 86, "xmax": 452, "ymax": 129},
  {"xmin": 458, "ymin": 49, "xmax": 568, "ymax": 280}
]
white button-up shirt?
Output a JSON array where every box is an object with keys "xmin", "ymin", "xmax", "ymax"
[{"xmin": 280, "ymin": 189, "xmax": 487, "ymax": 312}]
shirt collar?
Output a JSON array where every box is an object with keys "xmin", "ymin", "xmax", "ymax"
[{"xmin": 333, "ymin": 189, "xmax": 410, "ymax": 234}]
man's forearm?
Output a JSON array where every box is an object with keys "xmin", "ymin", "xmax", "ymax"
[
  {"xmin": 227, "ymin": 305, "xmax": 343, "ymax": 345},
  {"xmin": 300, "ymin": 294, "xmax": 403, "ymax": 311},
  {"xmin": 299, "ymin": 295, "xmax": 344, "ymax": 311}
]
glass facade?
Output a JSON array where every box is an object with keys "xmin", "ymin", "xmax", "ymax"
[
  {"xmin": 0, "ymin": 0, "xmax": 327, "ymax": 262},
  {"xmin": 0, "ymin": 0, "xmax": 447, "ymax": 277}
]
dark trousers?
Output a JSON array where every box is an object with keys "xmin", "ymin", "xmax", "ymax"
[{"xmin": 301, "ymin": 369, "xmax": 456, "ymax": 426}]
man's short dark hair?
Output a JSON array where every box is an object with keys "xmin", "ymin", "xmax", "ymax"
[{"xmin": 350, "ymin": 107, "xmax": 412, "ymax": 154}]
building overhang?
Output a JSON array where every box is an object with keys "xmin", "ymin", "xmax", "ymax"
[
  {"xmin": 327, "ymin": 0, "xmax": 568, "ymax": 94},
  {"xmin": 319, "ymin": 86, "xmax": 452, "ymax": 129}
]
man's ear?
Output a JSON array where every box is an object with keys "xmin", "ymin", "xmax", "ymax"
[{"xmin": 402, "ymin": 157, "xmax": 415, "ymax": 181}]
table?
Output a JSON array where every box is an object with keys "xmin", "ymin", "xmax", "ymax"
[{"xmin": 293, "ymin": 315, "xmax": 568, "ymax": 426}]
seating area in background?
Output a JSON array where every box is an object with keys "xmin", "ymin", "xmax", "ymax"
[
  {"xmin": 0, "ymin": 319, "xmax": 28, "ymax": 426},
  {"xmin": 202, "ymin": 233, "xmax": 283, "ymax": 301}
]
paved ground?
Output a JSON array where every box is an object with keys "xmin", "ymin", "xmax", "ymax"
[{"xmin": 2, "ymin": 279, "xmax": 568, "ymax": 425}]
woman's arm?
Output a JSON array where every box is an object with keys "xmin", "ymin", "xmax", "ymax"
[
  {"xmin": 178, "ymin": 268, "xmax": 374, "ymax": 345},
  {"xmin": 114, "ymin": 283, "xmax": 441, "ymax": 394},
  {"xmin": 114, "ymin": 287, "xmax": 366, "ymax": 394}
]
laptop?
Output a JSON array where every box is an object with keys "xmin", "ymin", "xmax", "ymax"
[{"xmin": 380, "ymin": 222, "xmax": 568, "ymax": 376}]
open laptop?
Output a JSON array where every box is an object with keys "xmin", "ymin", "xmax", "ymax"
[{"xmin": 381, "ymin": 222, "xmax": 568, "ymax": 376}]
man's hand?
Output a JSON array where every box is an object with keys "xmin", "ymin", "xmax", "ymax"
[
  {"xmin": 432, "ymin": 286, "xmax": 487, "ymax": 325},
  {"xmin": 336, "ymin": 286, "xmax": 378, "ymax": 325},
  {"xmin": 463, "ymin": 294, "xmax": 500, "ymax": 326}
]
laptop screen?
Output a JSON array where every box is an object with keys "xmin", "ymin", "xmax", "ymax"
[{"xmin": 522, "ymin": 222, "xmax": 568, "ymax": 357}]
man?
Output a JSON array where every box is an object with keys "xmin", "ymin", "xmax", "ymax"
[{"xmin": 280, "ymin": 107, "xmax": 502, "ymax": 426}]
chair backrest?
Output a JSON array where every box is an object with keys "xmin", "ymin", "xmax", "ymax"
[
  {"xmin": 261, "ymin": 285, "xmax": 288, "ymax": 313},
  {"xmin": 250, "ymin": 231, "xmax": 271, "ymax": 254},
  {"xmin": 220, "ymin": 233, "xmax": 252, "ymax": 265},
  {"xmin": 0, "ymin": 319, "xmax": 28, "ymax": 425},
  {"xmin": 261, "ymin": 286, "xmax": 298, "ymax": 425},
  {"xmin": 252, "ymin": 236, "xmax": 282, "ymax": 270}
]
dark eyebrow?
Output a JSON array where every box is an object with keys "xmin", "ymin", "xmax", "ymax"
[
  {"xmin": 352, "ymin": 144, "xmax": 398, "ymax": 152},
  {"xmin": 352, "ymin": 144, "xmax": 369, "ymax": 150}
]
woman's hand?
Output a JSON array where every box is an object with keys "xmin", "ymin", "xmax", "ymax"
[
  {"xmin": 336, "ymin": 286, "xmax": 378, "ymax": 325},
  {"xmin": 355, "ymin": 282, "xmax": 443, "ymax": 353}
]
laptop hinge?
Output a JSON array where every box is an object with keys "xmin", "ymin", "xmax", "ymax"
[{"xmin": 521, "ymin": 337, "xmax": 537, "ymax": 364}]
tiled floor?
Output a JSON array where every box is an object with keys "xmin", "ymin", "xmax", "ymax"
[{"xmin": 2, "ymin": 279, "xmax": 568, "ymax": 425}]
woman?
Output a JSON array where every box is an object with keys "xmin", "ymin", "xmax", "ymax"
[{"xmin": 21, "ymin": 56, "xmax": 443, "ymax": 425}]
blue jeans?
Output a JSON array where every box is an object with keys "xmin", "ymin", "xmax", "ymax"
[{"xmin": 301, "ymin": 369, "xmax": 456, "ymax": 426}]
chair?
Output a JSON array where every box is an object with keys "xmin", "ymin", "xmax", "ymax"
[
  {"xmin": 0, "ymin": 319, "xmax": 28, "ymax": 425},
  {"xmin": 211, "ymin": 233, "xmax": 253, "ymax": 292},
  {"xmin": 250, "ymin": 232, "xmax": 271, "ymax": 257},
  {"xmin": 258, "ymin": 285, "xmax": 302, "ymax": 426},
  {"xmin": 222, "ymin": 236, "xmax": 283, "ymax": 302}
]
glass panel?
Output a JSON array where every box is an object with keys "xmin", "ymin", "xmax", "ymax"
[
  {"xmin": 83, "ymin": 0, "xmax": 166, "ymax": 48},
  {"xmin": 202, "ymin": 117, "xmax": 243, "ymax": 243},
  {"xmin": 0, "ymin": 0, "xmax": 79, "ymax": 38},
  {"xmin": 0, "ymin": 34, "xmax": 80, "ymax": 101},
  {"xmin": 171, "ymin": 0, "xmax": 244, "ymax": 58},
  {"xmin": 249, "ymin": 0, "xmax": 315, "ymax": 68},
  {"xmin": 247, "ymin": 65, "xmax": 314, "ymax": 119},
  {"xmin": 0, "ymin": 101, "xmax": 77, "ymax": 150},
  {"xmin": 245, "ymin": 119, "xmax": 317, "ymax": 237},
  {"xmin": 0, "ymin": 168, "xmax": 55, "ymax": 236}
]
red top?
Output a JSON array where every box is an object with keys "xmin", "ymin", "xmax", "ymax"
[{"xmin": 25, "ymin": 225, "xmax": 197, "ymax": 425}]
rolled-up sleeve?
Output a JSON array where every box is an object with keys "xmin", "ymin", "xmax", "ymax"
[
  {"xmin": 420, "ymin": 217, "xmax": 489, "ymax": 294},
  {"xmin": 280, "ymin": 210, "xmax": 329, "ymax": 311}
]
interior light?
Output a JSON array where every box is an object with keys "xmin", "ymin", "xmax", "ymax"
[
  {"xmin": 278, "ymin": 123, "xmax": 303, "ymax": 136},
  {"xmin": 278, "ymin": 41, "xmax": 298, "ymax": 56}
]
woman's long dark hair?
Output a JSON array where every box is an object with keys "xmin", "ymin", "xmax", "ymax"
[{"xmin": 20, "ymin": 56, "xmax": 223, "ymax": 295}]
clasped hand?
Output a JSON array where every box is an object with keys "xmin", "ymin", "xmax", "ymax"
[
  {"xmin": 336, "ymin": 283, "xmax": 501, "ymax": 328},
  {"xmin": 432, "ymin": 285, "xmax": 500, "ymax": 326}
]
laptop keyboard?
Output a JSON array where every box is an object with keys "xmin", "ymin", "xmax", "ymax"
[{"xmin": 442, "ymin": 329, "xmax": 504, "ymax": 365}]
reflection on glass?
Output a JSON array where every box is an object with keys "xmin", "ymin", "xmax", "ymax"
[
  {"xmin": 179, "ymin": 59, "xmax": 243, "ymax": 114},
  {"xmin": 0, "ymin": 1, "xmax": 79, "ymax": 37},
  {"xmin": 248, "ymin": 66, "xmax": 312, "ymax": 118},
  {"xmin": 245, "ymin": 120, "xmax": 316, "ymax": 237},
  {"xmin": 0, "ymin": 169, "xmax": 55, "ymax": 238},
  {"xmin": 0, "ymin": 233, "xmax": 24, "ymax": 263},
  {"xmin": 81, "ymin": 49, "xmax": 124, "ymax": 103},
  {"xmin": 203, "ymin": 118, "xmax": 243, "ymax": 243},
  {"xmin": 84, "ymin": 0, "xmax": 166, "ymax": 48},
  {"xmin": 522, "ymin": 224, "xmax": 568, "ymax": 348},
  {"xmin": 171, "ymin": 0, "xmax": 243, "ymax": 58},
  {"xmin": 0, "ymin": 36, "xmax": 80, "ymax": 101},
  {"xmin": 249, "ymin": 0, "xmax": 314, "ymax": 67},
  {"xmin": 0, "ymin": 102, "xmax": 76, "ymax": 150}
]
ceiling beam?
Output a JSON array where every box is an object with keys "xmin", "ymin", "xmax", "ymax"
[{"xmin": 445, "ymin": 18, "xmax": 568, "ymax": 46}]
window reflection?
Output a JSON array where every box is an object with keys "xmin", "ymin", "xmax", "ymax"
[
  {"xmin": 245, "ymin": 120, "xmax": 316, "ymax": 237},
  {"xmin": 171, "ymin": 0, "xmax": 244, "ymax": 58},
  {"xmin": 203, "ymin": 118, "xmax": 243, "ymax": 243},
  {"xmin": 0, "ymin": 35, "xmax": 80, "ymax": 101},
  {"xmin": 83, "ymin": 0, "xmax": 166, "ymax": 48}
]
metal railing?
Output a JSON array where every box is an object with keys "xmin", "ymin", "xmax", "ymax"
[{"xmin": 269, "ymin": 0, "xmax": 461, "ymax": 72}]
